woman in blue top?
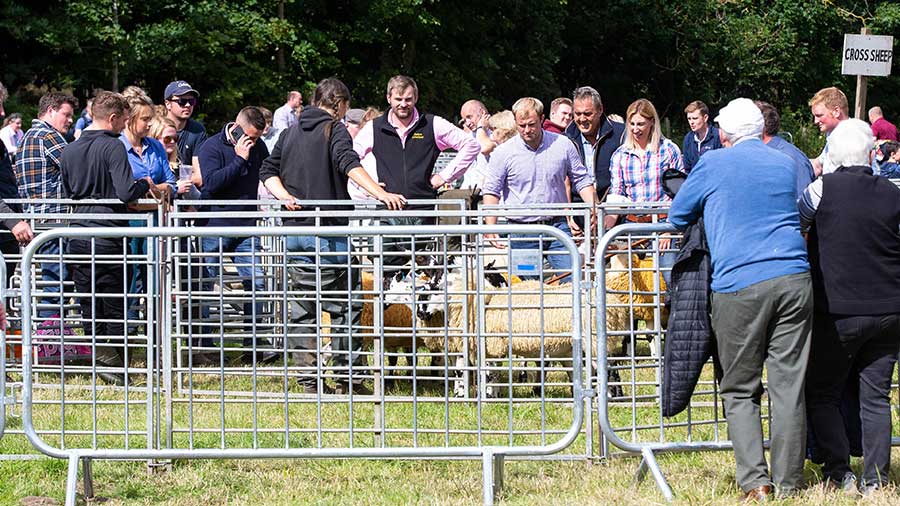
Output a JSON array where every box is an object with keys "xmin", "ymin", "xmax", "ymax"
[
  {"xmin": 121, "ymin": 90, "xmax": 175, "ymax": 196},
  {"xmin": 120, "ymin": 88, "xmax": 174, "ymax": 321}
]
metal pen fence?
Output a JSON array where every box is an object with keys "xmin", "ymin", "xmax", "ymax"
[
  {"xmin": 14, "ymin": 196, "xmax": 890, "ymax": 503},
  {"xmin": 14, "ymin": 223, "xmax": 588, "ymax": 506},
  {"xmin": 0, "ymin": 200, "xmax": 159, "ymax": 467}
]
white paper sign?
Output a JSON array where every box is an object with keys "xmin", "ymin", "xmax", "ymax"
[{"xmin": 842, "ymin": 34, "xmax": 893, "ymax": 77}]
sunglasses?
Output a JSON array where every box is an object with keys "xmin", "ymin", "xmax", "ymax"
[
  {"xmin": 162, "ymin": 135, "xmax": 178, "ymax": 143},
  {"xmin": 169, "ymin": 97, "xmax": 197, "ymax": 107}
]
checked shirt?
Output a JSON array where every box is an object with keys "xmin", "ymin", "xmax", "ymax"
[{"xmin": 14, "ymin": 119, "xmax": 68, "ymax": 214}]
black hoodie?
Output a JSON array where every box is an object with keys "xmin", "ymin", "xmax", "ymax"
[{"xmin": 259, "ymin": 107, "xmax": 359, "ymax": 226}]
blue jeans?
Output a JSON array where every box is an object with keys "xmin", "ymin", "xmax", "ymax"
[
  {"xmin": 200, "ymin": 236, "xmax": 266, "ymax": 347},
  {"xmin": 509, "ymin": 219, "xmax": 574, "ymax": 283},
  {"xmin": 285, "ymin": 236, "xmax": 363, "ymax": 379},
  {"xmin": 37, "ymin": 238, "xmax": 68, "ymax": 319}
]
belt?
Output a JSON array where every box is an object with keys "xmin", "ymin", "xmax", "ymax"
[
  {"xmin": 625, "ymin": 213, "xmax": 667, "ymax": 223},
  {"xmin": 509, "ymin": 217, "xmax": 566, "ymax": 226}
]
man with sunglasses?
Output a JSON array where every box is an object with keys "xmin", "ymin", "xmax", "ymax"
[{"xmin": 164, "ymin": 81, "xmax": 207, "ymax": 174}]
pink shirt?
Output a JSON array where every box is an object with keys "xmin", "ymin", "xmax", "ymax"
[{"xmin": 350, "ymin": 108, "xmax": 479, "ymax": 199}]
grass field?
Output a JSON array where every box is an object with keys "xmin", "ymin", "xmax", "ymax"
[
  {"xmin": 3, "ymin": 364, "xmax": 900, "ymax": 505},
  {"xmin": 3, "ymin": 444, "xmax": 900, "ymax": 505}
]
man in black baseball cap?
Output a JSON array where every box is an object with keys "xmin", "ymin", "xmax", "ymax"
[{"xmin": 164, "ymin": 80, "xmax": 207, "ymax": 180}]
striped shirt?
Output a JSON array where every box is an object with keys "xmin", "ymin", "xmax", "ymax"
[
  {"xmin": 608, "ymin": 138, "xmax": 684, "ymax": 203},
  {"xmin": 14, "ymin": 119, "xmax": 68, "ymax": 214}
]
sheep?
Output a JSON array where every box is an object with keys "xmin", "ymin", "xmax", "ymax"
[
  {"xmin": 415, "ymin": 269, "xmax": 635, "ymax": 397},
  {"xmin": 605, "ymin": 253, "xmax": 669, "ymax": 358},
  {"xmin": 317, "ymin": 270, "xmax": 446, "ymax": 390},
  {"xmin": 413, "ymin": 253, "xmax": 668, "ymax": 398}
]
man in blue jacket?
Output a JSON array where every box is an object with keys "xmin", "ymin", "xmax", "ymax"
[
  {"xmin": 681, "ymin": 100, "xmax": 723, "ymax": 173},
  {"xmin": 668, "ymin": 98, "xmax": 812, "ymax": 501},
  {"xmin": 198, "ymin": 106, "xmax": 276, "ymax": 365},
  {"xmin": 564, "ymin": 86, "xmax": 624, "ymax": 200}
]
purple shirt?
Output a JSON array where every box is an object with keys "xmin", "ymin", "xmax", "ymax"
[{"xmin": 482, "ymin": 131, "xmax": 593, "ymax": 220}]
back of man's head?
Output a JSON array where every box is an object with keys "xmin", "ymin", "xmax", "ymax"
[
  {"xmin": 754, "ymin": 100, "xmax": 780, "ymax": 137},
  {"xmin": 311, "ymin": 78, "xmax": 351, "ymax": 114},
  {"xmin": 868, "ymin": 106, "xmax": 884, "ymax": 122},
  {"xmin": 38, "ymin": 92, "xmax": 79, "ymax": 119},
  {"xmin": 809, "ymin": 87, "xmax": 849, "ymax": 118},
  {"xmin": 237, "ymin": 106, "xmax": 266, "ymax": 132},
  {"xmin": 715, "ymin": 98, "xmax": 764, "ymax": 144},
  {"xmin": 91, "ymin": 91, "xmax": 128, "ymax": 122},
  {"xmin": 827, "ymin": 118, "xmax": 875, "ymax": 169}
]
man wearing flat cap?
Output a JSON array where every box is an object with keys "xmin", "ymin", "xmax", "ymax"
[
  {"xmin": 668, "ymin": 98, "xmax": 812, "ymax": 502},
  {"xmin": 164, "ymin": 80, "xmax": 207, "ymax": 174}
]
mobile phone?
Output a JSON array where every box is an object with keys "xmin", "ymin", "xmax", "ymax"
[{"xmin": 230, "ymin": 124, "xmax": 245, "ymax": 144}]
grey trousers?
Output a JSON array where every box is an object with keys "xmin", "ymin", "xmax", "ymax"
[{"xmin": 710, "ymin": 272, "xmax": 812, "ymax": 494}]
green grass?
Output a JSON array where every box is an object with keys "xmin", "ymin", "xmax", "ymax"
[
  {"xmin": 3, "ymin": 356, "xmax": 900, "ymax": 504},
  {"xmin": 4, "ymin": 447, "xmax": 900, "ymax": 505}
]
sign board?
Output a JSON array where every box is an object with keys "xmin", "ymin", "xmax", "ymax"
[
  {"xmin": 510, "ymin": 249, "xmax": 543, "ymax": 277},
  {"xmin": 842, "ymin": 34, "xmax": 893, "ymax": 76}
]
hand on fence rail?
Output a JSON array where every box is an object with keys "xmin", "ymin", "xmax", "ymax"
[{"xmin": 11, "ymin": 220, "xmax": 33, "ymax": 245}]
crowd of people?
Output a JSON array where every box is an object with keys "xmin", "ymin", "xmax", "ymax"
[{"xmin": 0, "ymin": 75, "xmax": 899, "ymax": 497}]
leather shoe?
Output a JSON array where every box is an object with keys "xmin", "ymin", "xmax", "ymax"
[
  {"xmin": 334, "ymin": 381, "xmax": 373, "ymax": 396},
  {"xmin": 240, "ymin": 349, "xmax": 281, "ymax": 366},
  {"xmin": 742, "ymin": 485, "xmax": 771, "ymax": 502},
  {"xmin": 97, "ymin": 370, "xmax": 125, "ymax": 386}
]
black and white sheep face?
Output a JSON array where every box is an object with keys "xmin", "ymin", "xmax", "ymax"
[
  {"xmin": 416, "ymin": 272, "xmax": 452, "ymax": 322},
  {"xmin": 415, "ymin": 261, "xmax": 509, "ymax": 322},
  {"xmin": 383, "ymin": 270, "xmax": 430, "ymax": 306}
]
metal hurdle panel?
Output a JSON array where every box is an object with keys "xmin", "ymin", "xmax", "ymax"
[
  {"xmin": 1, "ymin": 255, "xmax": 9, "ymax": 441},
  {"xmin": 596, "ymin": 222, "xmax": 734, "ymax": 501},
  {"xmin": 19, "ymin": 224, "xmax": 588, "ymax": 506},
  {"xmin": 0, "ymin": 201, "xmax": 160, "ymax": 464},
  {"xmin": 165, "ymin": 199, "xmax": 469, "ymax": 384}
]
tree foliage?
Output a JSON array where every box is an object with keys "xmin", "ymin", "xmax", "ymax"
[{"xmin": 1, "ymin": 0, "xmax": 897, "ymax": 143}]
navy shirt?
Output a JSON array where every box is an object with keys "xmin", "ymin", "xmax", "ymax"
[
  {"xmin": 198, "ymin": 125, "xmax": 268, "ymax": 227},
  {"xmin": 176, "ymin": 118, "xmax": 207, "ymax": 163},
  {"xmin": 681, "ymin": 125, "xmax": 723, "ymax": 173}
]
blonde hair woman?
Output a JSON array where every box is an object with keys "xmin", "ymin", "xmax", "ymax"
[
  {"xmin": 121, "ymin": 91, "xmax": 176, "ymax": 197},
  {"xmin": 488, "ymin": 110, "xmax": 517, "ymax": 145},
  {"xmin": 607, "ymin": 98, "xmax": 683, "ymax": 208}
]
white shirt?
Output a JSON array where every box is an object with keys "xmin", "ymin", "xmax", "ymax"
[{"xmin": 273, "ymin": 104, "xmax": 297, "ymax": 130}]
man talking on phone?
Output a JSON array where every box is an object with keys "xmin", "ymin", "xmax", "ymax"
[{"xmin": 197, "ymin": 106, "xmax": 278, "ymax": 365}]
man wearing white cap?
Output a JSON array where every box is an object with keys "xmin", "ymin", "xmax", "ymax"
[{"xmin": 668, "ymin": 98, "xmax": 813, "ymax": 501}]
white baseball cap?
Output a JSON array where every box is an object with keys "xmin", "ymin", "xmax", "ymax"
[{"xmin": 715, "ymin": 98, "xmax": 764, "ymax": 138}]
